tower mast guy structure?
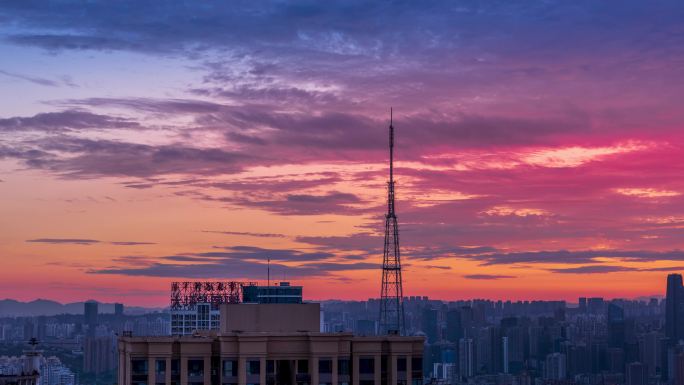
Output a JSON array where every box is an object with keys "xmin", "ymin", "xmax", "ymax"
[{"xmin": 380, "ymin": 108, "xmax": 405, "ymax": 335}]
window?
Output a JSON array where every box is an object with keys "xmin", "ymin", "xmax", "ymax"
[
  {"xmin": 131, "ymin": 359, "xmax": 149, "ymax": 385},
  {"xmin": 297, "ymin": 359, "xmax": 309, "ymax": 374},
  {"xmin": 247, "ymin": 360, "xmax": 261, "ymax": 375},
  {"xmin": 155, "ymin": 359, "xmax": 166, "ymax": 375},
  {"xmin": 170, "ymin": 359, "xmax": 181, "ymax": 385},
  {"xmin": 359, "ymin": 358, "xmax": 374, "ymax": 375},
  {"xmin": 295, "ymin": 359, "xmax": 310, "ymax": 385},
  {"xmin": 265, "ymin": 360, "xmax": 276, "ymax": 385},
  {"xmin": 318, "ymin": 359, "xmax": 332, "ymax": 374},
  {"xmin": 154, "ymin": 359, "xmax": 166, "ymax": 385},
  {"xmin": 381, "ymin": 355, "xmax": 388, "ymax": 385},
  {"xmin": 338, "ymin": 358, "xmax": 350, "ymax": 376},
  {"xmin": 211, "ymin": 357, "xmax": 220, "ymax": 385},
  {"xmin": 411, "ymin": 357, "xmax": 423, "ymax": 384},
  {"xmin": 188, "ymin": 359, "xmax": 204, "ymax": 377},
  {"xmin": 397, "ymin": 357, "xmax": 407, "ymax": 372},
  {"xmin": 223, "ymin": 360, "xmax": 238, "ymax": 378},
  {"xmin": 132, "ymin": 359, "xmax": 148, "ymax": 375}
]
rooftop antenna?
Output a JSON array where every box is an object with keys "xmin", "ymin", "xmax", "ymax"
[{"xmin": 379, "ymin": 107, "xmax": 405, "ymax": 336}]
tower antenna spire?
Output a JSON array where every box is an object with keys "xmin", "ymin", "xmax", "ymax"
[
  {"xmin": 379, "ymin": 108, "xmax": 405, "ymax": 336},
  {"xmin": 389, "ymin": 107, "xmax": 393, "ymax": 185}
]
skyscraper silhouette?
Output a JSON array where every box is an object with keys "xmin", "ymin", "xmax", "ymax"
[
  {"xmin": 666, "ymin": 274, "xmax": 684, "ymax": 344},
  {"xmin": 607, "ymin": 302, "xmax": 625, "ymax": 348}
]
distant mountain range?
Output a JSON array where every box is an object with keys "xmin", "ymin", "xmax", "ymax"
[{"xmin": 0, "ymin": 299, "xmax": 165, "ymax": 317}]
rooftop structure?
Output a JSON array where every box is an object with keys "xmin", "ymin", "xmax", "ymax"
[
  {"xmin": 243, "ymin": 282, "xmax": 303, "ymax": 304},
  {"xmin": 120, "ymin": 302, "xmax": 424, "ymax": 385},
  {"xmin": 169, "ymin": 281, "xmax": 304, "ymax": 336},
  {"xmin": 170, "ymin": 281, "xmax": 255, "ymax": 336}
]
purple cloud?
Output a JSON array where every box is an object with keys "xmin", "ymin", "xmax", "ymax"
[
  {"xmin": 89, "ymin": 245, "xmax": 380, "ymax": 279},
  {"xmin": 463, "ymin": 274, "xmax": 516, "ymax": 280},
  {"xmin": 202, "ymin": 230, "xmax": 286, "ymax": 238},
  {"xmin": 548, "ymin": 265, "xmax": 637, "ymax": 274},
  {"xmin": 0, "ymin": 69, "xmax": 59, "ymax": 87},
  {"xmin": 110, "ymin": 241, "xmax": 156, "ymax": 246},
  {"xmin": 0, "ymin": 110, "xmax": 139, "ymax": 132},
  {"xmin": 26, "ymin": 238, "xmax": 100, "ymax": 245}
]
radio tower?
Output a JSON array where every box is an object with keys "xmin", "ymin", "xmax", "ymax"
[{"xmin": 379, "ymin": 108, "xmax": 405, "ymax": 335}]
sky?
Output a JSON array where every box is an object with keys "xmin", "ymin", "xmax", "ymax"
[{"xmin": 1, "ymin": 1, "xmax": 684, "ymax": 306}]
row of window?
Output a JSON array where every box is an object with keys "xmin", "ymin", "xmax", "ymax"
[
  {"xmin": 169, "ymin": 315, "xmax": 220, "ymax": 320},
  {"xmin": 132, "ymin": 357, "xmax": 422, "ymax": 383}
]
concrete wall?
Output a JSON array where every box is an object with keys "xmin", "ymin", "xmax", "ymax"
[{"xmin": 220, "ymin": 303, "xmax": 320, "ymax": 333}]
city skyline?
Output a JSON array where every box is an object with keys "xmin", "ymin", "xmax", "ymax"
[{"xmin": 2, "ymin": 1, "xmax": 684, "ymax": 306}]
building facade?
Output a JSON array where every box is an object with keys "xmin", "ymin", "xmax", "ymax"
[
  {"xmin": 171, "ymin": 303, "xmax": 221, "ymax": 336},
  {"xmin": 83, "ymin": 336, "xmax": 116, "ymax": 374},
  {"xmin": 242, "ymin": 282, "xmax": 303, "ymax": 304},
  {"xmin": 120, "ymin": 303, "xmax": 424, "ymax": 385}
]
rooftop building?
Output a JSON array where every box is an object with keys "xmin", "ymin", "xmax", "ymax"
[
  {"xmin": 170, "ymin": 282, "xmax": 304, "ymax": 336},
  {"xmin": 243, "ymin": 282, "xmax": 303, "ymax": 304},
  {"xmin": 119, "ymin": 302, "xmax": 424, "ymax": 385}
]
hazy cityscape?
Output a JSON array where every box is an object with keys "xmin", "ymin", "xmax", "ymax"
[{"xmin": 1, "ymin": 273, "xmax": 682, "ymax": 385}]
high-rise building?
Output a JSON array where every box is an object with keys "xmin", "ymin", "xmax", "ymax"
[
  {"xmin": 639, "ymin": 331, "xmax": 662, "ymax": 377},
  {"xmin": 84, "ymin": 301, "xmax": 98, "ymax": 328},
  {"xmin": 608, "ymin": 302, "xmax": 626, "ymax": 348},
  {"xmin": 666, "ymin": 274, "xmax": 684, "ymax": 345},
  {"xmin": 566, "ymin": 343, "xmax": 590, "ymax": 377},
  {"xmin": 502, "ymin": 336, "xmax": 509, "ymax": 374},
  {"xmin": 421, "ymin": 308, "xmax": 438, "ymax": 343},
  {"xmin": 432, "ymin": 363, "xmax": 456, "ymax": 384},
  {"xmin": 354, "ymin": 320, "xmax": 375, "ymax": 336},
  {"xmin": 445, "ymin": 309, "xmax": 462, "ymax": 343},
  {"xmin": 544, "ymin": 353, "xmax": 566, "ymax": 380},
  {"xmin": 120, "ymin": 302, "xmax": 424, "ymax": 385},
  {"xmin": 84, "ymin": 336, "xmax": 116, "ymax": 374},
  {"xmin": 23, "ymin": 321, "xmax": 35, "ymax": 340},
  {"xmin": 606, "ymin": 347, "xmax": 625, "ymax": 374},
  {"xmin": 676, "ymin": 351, "xmax": 684, "ymax": 385},
  {"xmin": 458, "ymin": 338, "xmax": 474, "ymax": 379},
  {"xmin": 587, "ymin": 297, "xmax": 604, "ymax": 315},
  {"xmin": 114, "ymin": 303, "xmax": 124, "ymax": 316},
  {"xmin": 503, "ymin": 326, "xmax": 524, "ymax": 374},
  {"xmin": 626, "ymin": 362, "xmax": 646, "ymax": 385},
  {"xmin": 41, "ymin": 356, "xmax": 77, "ymax": 385},
  {"xmin": 578, "ymin": 297, "xmax": 587, "ymax": 313}
]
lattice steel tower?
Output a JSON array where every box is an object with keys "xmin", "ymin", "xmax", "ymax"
[{"xmin": 379, "ymin": 108, "xmax": 405, "ymax": 335}]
